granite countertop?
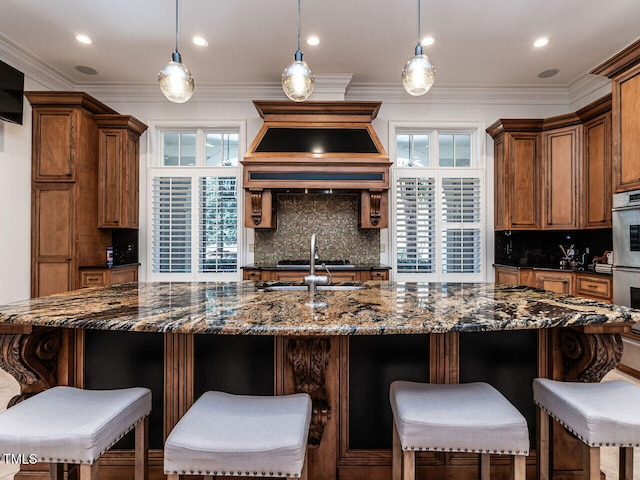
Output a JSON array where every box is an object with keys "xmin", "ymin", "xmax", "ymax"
[{"xmin": 0, "ymin": 282, "xmax": 636, "ymax": 336}]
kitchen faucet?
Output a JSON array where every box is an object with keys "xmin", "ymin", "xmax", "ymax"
[{"xmin": 304, "ymin": 233, "xmax": 331, "ymax": 307}]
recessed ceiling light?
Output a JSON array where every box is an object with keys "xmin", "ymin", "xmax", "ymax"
[
  {"xmin": 192, "ymin": 36, "xmax": 209, "ymax": 47},
  {"xmin": 75, "ymin": 34, "xmax": 92, "ymax": 45},
  {"xmin": 307, "ymin": 36, "xmax": 320, "ymax": 46},
  {"xmin": 538, "ymin": 68, "xmax": 559, "ymax": 78},
  {"xmin": 75, "ymin": 65, "xmax": 98, "ymax": 75},
  {"xmin": 421, "ymin": 36, "xmax": 436, "ymax": 46},
  {"xmin": 533, "ymin": 37, "xmax": 549, "ymax": 48}
]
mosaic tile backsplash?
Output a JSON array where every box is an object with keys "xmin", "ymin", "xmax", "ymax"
[{"xmin": 254, "ymin": 194, "xmax": 380, "ymax": 266}]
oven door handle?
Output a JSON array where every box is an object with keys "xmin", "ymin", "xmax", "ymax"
[{"xmin": 612, "ymin": 205, "xmax": 640, "ymax": 212}]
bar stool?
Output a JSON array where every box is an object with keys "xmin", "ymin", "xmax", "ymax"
[
  {"xmin": 164, "ymin": 391, "xmax": 312, "ymax": 479},
  {"xmin": 533, "ymin": 378, "xmax": 640, "ymax": 480},
  {"xmin": 390, "ymin": 381, "xmax": 529, "ymax": 480},
  {"xmin": 0, "ymin": 386, "xmax": 151, "ymax": 480}
]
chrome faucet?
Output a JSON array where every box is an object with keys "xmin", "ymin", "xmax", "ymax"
[{"xmin": 304, "ymin": 233, "xmax": 330, "ymax": 307}]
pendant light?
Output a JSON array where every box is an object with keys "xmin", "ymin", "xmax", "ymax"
[
  {"xmin": 402, "ymin": 0, "xmax": 435, "ymax": 96},
  {"xmin": 282, "ymin": 0, "xmax": 314, "ymax": 102},
  {"xmin": 158, "ymin": 0, "xmax": 195, "ymax": 103}
]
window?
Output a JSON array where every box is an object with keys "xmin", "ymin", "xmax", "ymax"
[
  {"xmin": 149, "ymin": 127, "xmax": 243, "ymax": 281},
  {"xmin": 392, "ymin": 127, "xmax": 485, "ymax": 282}
]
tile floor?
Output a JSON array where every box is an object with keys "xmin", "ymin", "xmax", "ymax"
[{"xmin": 0, "ymin": 368, "xmax": 636, "ymax": 479}]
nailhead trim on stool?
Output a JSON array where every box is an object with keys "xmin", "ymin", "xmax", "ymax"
[{"xmin": 164, "ymin": 391, "xmax": 312, "ymax": 479}]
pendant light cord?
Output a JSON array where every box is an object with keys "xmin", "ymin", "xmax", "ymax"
[
  {"xmin": 297, "ymin": 0, "xmax": 301, "ymax": 52},
  {"xmin": 417, "ymin": 0, "xmax": 421, "ymax": 44},
  {"xmin": 175, "ymin": 0, "xmax": 179, "ymax": 54}
]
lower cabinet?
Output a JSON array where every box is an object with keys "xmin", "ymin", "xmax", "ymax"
[
  {"xmin": 243, "ymin": 268, "xmax": 389, "ymax": 281},
  {"xmin": 494, "ymin": 267, "xmax": 612, "ymax": 302},
  {"xmin": 79, "ymin": 265, "xmax": 139, "ymax": 288}
]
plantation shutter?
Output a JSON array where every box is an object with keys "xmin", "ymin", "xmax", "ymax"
[
  {"xmin": 441, "ymin": 177, "xmax": 482, "ymax": 273},
  {"xmin": 396, "ymin": 177, "xmax": 437, "ymax": 273},
  {"xmin": 151, "ymin": 177, "xmax": 192, "ymax": 273}
]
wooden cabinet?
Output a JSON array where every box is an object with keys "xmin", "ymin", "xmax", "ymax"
[
  {"xmin": 27, "ymin": 93, "xmax": 116, "ymax": 297},
  {"xmin": 581, "ymin": 111, "xmax": 612, "ymax": 227},
  {"xmin": 494, "ymin": 266, "xmax": 520, "ymax": 285},
  {"xmin": 79, "ymin": 266, "xmax": 138, "ymax": 288},
  {"xmin": 542, "ymin": 125, "xmax": 581, "ymax": 229},
  {"xmin": 488, "ymin": 122, "xmax": 542, "ymax": 230},
  {"xmin": 242, "ymin": 268, "xmax": 389, "ymax": 281},
  {"xmin": 27, "ymin": 92, "xmax": 144, "ymax": 298},
  {"xmin": 536, "ymin": 271, "xmax": 574, "ymax": 294},
  {"xmin": 96, "ymin": 115, "xmax": 147, "ymax": 229},
  {"xmin": 489, "ymin": 95, "xmax": 612, "ymax": 231},
  {"xmin": 612, "ymin": 63, "xmax": 640, "ymax": 193},
  {"xmin": 575, "ymin": 273, "xmax": 612, "ymax": 302}
]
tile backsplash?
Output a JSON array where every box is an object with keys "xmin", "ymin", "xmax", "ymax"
[{"xmin": 254, "ymin": 193, "xmax": 380, "ymax": 266}]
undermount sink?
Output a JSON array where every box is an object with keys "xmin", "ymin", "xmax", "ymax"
[{"xmin": 259, "ymin": 284, "xmax": 366, "ymax": 291}]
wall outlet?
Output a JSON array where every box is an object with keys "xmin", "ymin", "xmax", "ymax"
[
  {"xmin": 380, "ymin": 244, "xmax": 386, "ymax": 253},
  {"xmin": 249, "ymin": 243, "xmax": 254, "ymax": 252}
]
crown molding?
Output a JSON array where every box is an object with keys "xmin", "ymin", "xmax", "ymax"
[
  {"xmin": 566, "ymin": 73, "xmax": 611, "ymax": 109},
  {"xmin": 0, "ymin": 34, "xmax": 74, "ymax": 91}
]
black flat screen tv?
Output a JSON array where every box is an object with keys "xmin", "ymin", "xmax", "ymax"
[{"xmin": 0, "ymin": 60, "xmax": 24, "ymax": 125}]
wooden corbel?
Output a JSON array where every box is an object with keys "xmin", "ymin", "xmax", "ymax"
[
  {"xmin": 244, "ymin": 189, "xmax": 276, "ymax": 228},
  {"xmin": 360, "ymin": 189, "xmax": 388, "ymax": 229}
]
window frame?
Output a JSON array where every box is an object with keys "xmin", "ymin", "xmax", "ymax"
[
  {"xmin": 146, "ymin": 121, "xmax": 246, "ymax": 282},
  {"xmin": 389, "ymin": 121, "xmax": 489, "ymax": 283}
]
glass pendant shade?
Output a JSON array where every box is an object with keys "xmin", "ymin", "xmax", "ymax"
[
  {"xmin": 282, "ymin": 51, "xmax": 314, "ymax": 102},
  {"xmin": 158, "ymin": 53, "xmax": 195, "ymax": 103},
  {"xmin": 402, "ymin": 45, "xmax": 435, "ymax": 96}
]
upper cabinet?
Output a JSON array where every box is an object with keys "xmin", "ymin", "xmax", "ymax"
[
  {"xmin": 488, "ymin": 95, "xmax": 612, "ymax": 231},
  {"xmin": 96, "ymin": 115, "xmax": 148, "ymax": 229},
  {"xmin": 591, "ymin": 39, "xmax": 640, "ymax": 193},
  {"xmin": 487, "ymin": 120, "xmax": 542, "ymax": 230}
]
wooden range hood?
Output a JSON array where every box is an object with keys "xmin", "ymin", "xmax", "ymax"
[{"xmin": 242, "ymin": 100, "xmax": 391, "ymax": 229}]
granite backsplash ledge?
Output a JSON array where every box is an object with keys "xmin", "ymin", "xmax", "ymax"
[{"xmin": 254, "ymin": 193, "xmax": 380, "ymax": 266}]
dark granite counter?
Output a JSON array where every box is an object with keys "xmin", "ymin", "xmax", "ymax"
[
  {"xmin": 0, "ymin": 281, "xmax": 636, "ymax": 335},
  {"xmin": 241, "ymin": 264, "xmax": 391, "ymax": 271}
]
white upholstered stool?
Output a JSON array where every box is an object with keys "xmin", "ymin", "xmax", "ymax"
[
  {"xmin": 533, "ymin": 378, "xmax": 640, "ymax": 480},
  {"xmin": 0, "ymin": 386, "xmax": 151, "ymax": 480},
  {"xmin": 164, "ymin": 391, "xmax": 312, "ymax": 480},
  {"xmin": 390, "ymin": 381, "xmax": 529, "ymax": 480}
]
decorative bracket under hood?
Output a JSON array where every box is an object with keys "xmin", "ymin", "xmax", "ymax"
[{"xmin": 242, "ymin": 101, "xmax": 391, "ymax": 229}]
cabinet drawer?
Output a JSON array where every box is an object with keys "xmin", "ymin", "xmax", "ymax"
[
  {"xmin": 368, "ymin": 270, "xmax": 389, "ymax": 280},
  {"xmin": 80, "ymin": 272, "xmax": 106, "ymax": 287},
  {"xmin": 575, "ymin": 275, "xmax": 611, "ymax": 300}
]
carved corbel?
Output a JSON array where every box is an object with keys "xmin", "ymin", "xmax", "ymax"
[
  {"xmin": 361, "ymin": 189, "xmax": 388, "ymax": 228},
  {"xmin": 250, "ymin": 191, "xmax": 264, "ymax": 226},
  {"xmin": 287, "ymin": 338, "xmax": 331, "ymax": 447},
  {"xmin": 0, "ymin": 328, "xmax": 61, "ymax": 406},
  {"xmin": 560, "ymin": 329, "xmax": 623, "ymax": 382}
]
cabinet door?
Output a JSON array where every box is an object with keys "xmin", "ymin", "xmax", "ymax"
[
  {"xmin": 367, "ymin": 270, "xmax": 389, "ymax": 281},
  {"xmin": 110, "ymin": 267, "xmax": 138, "ymax": 284},
  {"xmin": 243, "ymin": 269, "xmax": 264, "ymax": 281},
  {"xmin": 32, "ymin": 108, "xmax": 76, "ymax": 181},
  {"xmin": 271, "ymin": 271, "xmax": 306, "ymax": 282},
  {"xmin": 543, "ymin": 126, "xmax": 580, "ymax": 229},
  {"xmin": 535, "ymin": 271, "xmax": 573, "ymax": 294},
  {"xmin": 613, "ymin": 64, "xmax": 640, "ymax": 193},
  {"xmin": 124, "ymin": 132, "xmax": 140, "ymax": 228},
  {"xmin": 582, "ymin": 113, "xmax": 612, "ymax": 228},
  {"xmin": 494, "ymin": 267, "xmax": 519, "ymax": 285},
  {"xmin": 493, "ymin": 135, "xmax": 508, "ymax": 230},
  {"xmin": 32, "ymin": 184, "xmax": 75, "ymax": 296},
  {"xmin": 508, "ymin": 133, "xmax": 540, "ymax": 229},
  {"xmin": 98, "ymin": 129, "xmax": 124, "ymax": 228}
]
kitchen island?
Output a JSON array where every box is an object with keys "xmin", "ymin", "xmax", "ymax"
[{"xmin": 0, "ymin": 281, "xmax": 637, "ymax": 480}]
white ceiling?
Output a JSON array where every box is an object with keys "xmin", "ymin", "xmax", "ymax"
[{"xmin": 1, "ymin": 0, "xmax": 639, "ymax": 91}]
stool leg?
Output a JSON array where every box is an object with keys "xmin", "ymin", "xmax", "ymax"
[
  {"xmin": 300, "ymin": 453, "xmax": 308, "ymax": 480},
  {"xmin": 135, "ymin": 417, "xmax": 149, "ymax": 480},
  {"xmin": 620, "ymin": 447, "xmax": 634, "ymax": 480},
  {"xmin": 392, "ymin": 420, "xmax": 402, "ymax": 480},
  {"xmin": 479, "ymin": 453, "xmax": 490, "ymax": 480},
  {"xmin": 402, "ymin": 450, "xmax": 415, "ymax": 480},
  {"xmin": 511, "ymin": 455, "xmax": 526, "ymax": 480},
  {"xmin": 48, "ymin": 463, "xmax": 63, "ymax": 480},
  {"xmin": 537, "ymin": 407, "xmax": 550, "ymax": 480},
  {"xmin": 79, "ymin": 463, "xmax": 99, "ymax": 480},
  {"xmin": 582, "ymin": 445, "xmax": 600, "ymax": 480}
]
